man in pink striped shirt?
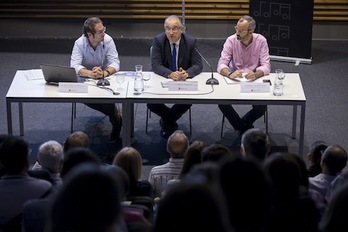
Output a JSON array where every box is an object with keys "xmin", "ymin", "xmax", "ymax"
[{"xmin": 217, "ymin": 15, "xmax": 271, "ymax": 136}]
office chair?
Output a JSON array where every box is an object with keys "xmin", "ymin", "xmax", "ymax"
[
  {"xmin": 146, "ymin": 45, "xmax": 192, "ymax": 135},
  {"xmin": 220, "ymin": 107, "xmax": 268, "ymax": 138}
]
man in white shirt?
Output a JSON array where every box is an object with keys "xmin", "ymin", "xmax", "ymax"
[
  {"xmin": 70, "ymin": 17, "xmax": 121, "ymax": 142},
  {"xmin": 148, "ymin": 130, "xmax": 189, "ymax": 197}
]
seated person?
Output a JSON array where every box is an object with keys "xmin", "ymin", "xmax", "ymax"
[{"xmin": 148, "ymin": 15, "xmax": 202, "ymax": 138}]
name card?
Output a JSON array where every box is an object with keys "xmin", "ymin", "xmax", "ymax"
[
  {"xmin": 58, "ymin": 82, "xmax": 88, "ymax": 93},
  {"xmin": 240, "ymin": 81, "xmax": 270, "ymax": 93},
  {"xmin": 168, "ymin": 81, "xmax": 198, "ymax": 91}
]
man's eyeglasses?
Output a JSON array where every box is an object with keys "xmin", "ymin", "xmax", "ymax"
[
  {"xmin": 96, "ymin": 26, "xmax": 106, "ymax": 35},
  {"xmin": 164, "ymin": 26, "xmax": 181, "ymax": 33},
  {"xmin": 234, "ymin": 26, "xmax": 249, "ymax": 34}
]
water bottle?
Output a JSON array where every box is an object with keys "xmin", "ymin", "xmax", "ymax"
[
  {"xmin": 134, "ymin": 72, "xmax": 144, "ymax": 93},
  {"xmin": 273, "ymin": 69, "xmax": 284, "ymax": 96}
]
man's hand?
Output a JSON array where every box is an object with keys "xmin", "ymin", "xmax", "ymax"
[
  {"xmin": 169, "ymin": 67, "xmax": 189, "ymax": 81},
  {"xmin": 91, "ymin": 66, "xmax": 103, "ymax": 79}
]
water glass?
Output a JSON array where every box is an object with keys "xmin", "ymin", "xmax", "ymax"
[{"xmin": 135, "ymin": 65, "xmax": 143, "ymax": 74}]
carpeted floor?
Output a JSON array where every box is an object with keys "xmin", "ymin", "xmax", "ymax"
[{"xmin": 1, "ymin": 38, "xmax": 348, "ymax": 177}]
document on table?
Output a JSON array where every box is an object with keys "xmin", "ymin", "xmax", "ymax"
[
  {"xmin": 21, "ymin": 69, "xmax": 44, "ymax": 81},
  {"xmin": 223, "ymin": 76, "xmax": 259, "ymax": 84}
]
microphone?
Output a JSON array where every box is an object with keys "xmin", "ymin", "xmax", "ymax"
[
  {"xmin": 97, "ymin": 41, "xmax": 110, "ymax": 86},
  {"xmin": 195, "ymin": 48, "xmax": 219, "ymax": 85}
]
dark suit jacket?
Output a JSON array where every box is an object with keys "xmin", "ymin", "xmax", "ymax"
[{"xmin": 151, "ymin": 32, "xmax": 203, "ymax": 78}]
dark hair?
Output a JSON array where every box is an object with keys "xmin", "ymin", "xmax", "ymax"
[
  {"xmin": 83, "ymin": 17, "xmax": 103, "ymax": 37},
  {"xmin": 50, "ymin": 164, "xmax": 121, "ymax": 232},
  {"xmin": 309, "ymin": 140, "xmax": 328, "ymax": 165},
  {"xmin": 60, "ymin": 147, "xmax": 100, "ymax": 178},
  {"xmin": 201, "ymin": 143, "xmax": 232, "ymax": 162},
  {"xmin": 0, "ymin": 135, "xmax": 29, "ymax": 173}
]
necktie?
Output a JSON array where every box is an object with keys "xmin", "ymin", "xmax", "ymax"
[{"xmin": 171, "ymin": 43, "xmax": 177, "ymax": 71}]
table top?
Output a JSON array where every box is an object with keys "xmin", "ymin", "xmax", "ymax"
[{"xmin": 6, "ymin": 70, "xmax": 306, "ymax": 104}]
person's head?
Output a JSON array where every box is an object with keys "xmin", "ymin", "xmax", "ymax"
[
  {"xmin": 60, "ymin": 147, "xmax": 100, "ymax": 179},
  {"xmin": 241, "ymin": 128, "xmax": 270, "ymax": 162},
  {"xmin": 50, "ymin": 164, "xmax": 122, "ymax": 232},
  {"xmin": 63, "ymin": 131, "xmax": 89, "ymax": 153},
  {"xmin": 179, "ymin": 140, "xmax": 206, "ymax": 179},
  {"xmin": 307, "ymin": 140, "xmax": 328, "ymax": 166},
  {"xmin": 112, "ymin": 146, "xmax": 142, "ymax": 183},
  {"xmin": 37, "ymin": 140, "xmax": 64, "ymax": 173},
  {"xmin": 102, "ymin": 165, "xmax": 130, "ymax": 201},
  {"xmin": 82, "ymin": 17, "xmax": 106, "ymax": 43},
  {"xmin": 201, "ymin": 143, "xmax": 232, "ymax": 162},
  {"xmin": 164, "ymin": 15, "xmax": 184, "ymax": 43},
  {"xmin": 0, "ymin": 135, "xmax": 30, "ymax": 174},
  {"xmin": 321, "ymin": 144, "xmax": 348, "ymax": 176},
  {"xmin": 166, "ymin": 130, "xmax": 189, "ymax": 158},
  {"xmin": 235, "ymin": 15, "xmax": 256, "ymax": 43},
  {"xmin": 153, "ymin": 182, "xmax": 233, "ymax": 232},
  {"xmin": 219, "ymin": 156, "xmax": 273, "ymax": 232},
  {"xmin": 263, "ymin": 152, "xmax": 303, "ymax": 202}
]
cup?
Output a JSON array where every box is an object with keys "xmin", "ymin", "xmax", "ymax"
[{"xmin": 135, "ymin": 65, "xmax": 143, "ymax": 74}]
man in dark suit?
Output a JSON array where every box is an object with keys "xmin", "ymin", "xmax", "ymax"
[{"xmin": 148, "ymin": 15, "xmax": 203, "ymax": 138}]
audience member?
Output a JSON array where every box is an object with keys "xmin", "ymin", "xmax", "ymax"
[
  {"xmin": 148, "ymin": 14, "xmax": 203, "ymax": 138},
  {"xmin": 307, "ymin": 140, "xmax": 328, "ymax": 177},
  {"xmin": 22, "ymin": 146, "xmax": 101, "ymax": 232},
  {"xmin": 201, "ymin": 143, "xmax": 233, "ymax": 162},
  {"xmin": 0, "ymin": 135, "xmax": 52, "ymax": 231},
  {"xmin": 309, "ymin": 144, "xmax": 348, "ymax": 199},
  {"xmin": 70, "ymin": 17, "xmax": 122, "ymax": 142},
  {"xmin": 63, "ymin": 130, "xmax": 89, "ymax": 153},
  {"xmin": 48, "ymin": 164, "xmax": 122, "ymax": 232},
  {"xmin": 219, "ymin": 156, "xmax": 274, "ymax": 232},
  {"xmin": 263, "ymin": 152, "xmax": 320, "ymax": 232},
  {"xmin": 325, "ymin": 170, "xmax": 348, "ymax": 203},
  {"xmin": 148, "ymin": 130, "xmax": 189, "ymax": 197},
  {"xmin": 153, "ymin": 181, "xmax": 234, "ymax": 232},
  {"xmin": 217, "ymin": 15, "xmax": 271, "ymax": 135},
  {"xmin": 113, "ymin": 147, "xmax": 153, "ymax": 198},
  {"xmin": 319, "ymin": 182, "xmax": 348, "ymax": 232},
  {"xmin": 103, "ymin": 165, "xmax": 152, "ymax": 232},
  {"xmin": 178, "ymin": 140, "xmax": 206, "ymax": 179},
  {"xmin": 31, "ymin": 140, "xmax": 64, "ymax": 187},
  {"xmin": 240, "ymin": 128, "xmax": 270, "ymax": 162},
  {"xmin": 60, "ymin": 147, "xmax": 101, "ymax": 179}
]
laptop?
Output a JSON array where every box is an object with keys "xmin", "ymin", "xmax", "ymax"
[{"xmin": 41, "ymin": 64, "xmax": 80, "ymax": 84}]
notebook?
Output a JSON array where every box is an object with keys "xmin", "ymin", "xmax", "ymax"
[{"xmin": 41, "ymin": 64, "xmax": 79, "ymax": 84}]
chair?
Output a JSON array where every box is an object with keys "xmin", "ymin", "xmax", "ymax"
[
  {"xmin": 220, "ymin": 107, "xmax": 268, "ymax": 138},
  {"xmin": 146, "ymin": 45, "xmax": 192, "ymax": 135}
]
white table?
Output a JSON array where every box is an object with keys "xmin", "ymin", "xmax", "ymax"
[
  {"xmin": 125, "ymin": 72, "xmax": 306, "ymax": 154},
  {"xmin": 6, "ymin": 70, "xmax": 128, "ymax": 140},
  {"xmin": 6, "ymin": 71, "xmax": 306, "ymax": 154}
]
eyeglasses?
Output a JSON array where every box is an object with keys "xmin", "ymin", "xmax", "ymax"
[
  {"xmin": 234, "ymin": 26, "xmax": 249, "ymax": 34},
  {"xmin": 164, "ymin": 26, "xmax": 181, "ymax": 33},
  {"xmin": 96, "ymin": 26, "xmax": 106, "ymax": 35}
]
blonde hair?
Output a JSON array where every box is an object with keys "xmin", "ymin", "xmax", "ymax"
[{"xmin": 112, "ymin": 147, "xmax": 142, "ymax": 183}]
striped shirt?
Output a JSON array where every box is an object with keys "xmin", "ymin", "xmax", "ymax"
[{"xmin": 148, "ymin": 158, "xmax": 184, "ymax": 197}]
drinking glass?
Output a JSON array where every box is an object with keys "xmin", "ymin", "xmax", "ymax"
[
  {"xmin": 116, "ymin": 75, "xmax": 125, "ymax": 91},
  {"xmin": 135, "ymin": 65, "xmax": 143, "ymax": 74},
  {"xmin": 143, "ymin": 73, "xmax": 151, "ymax": 88}
]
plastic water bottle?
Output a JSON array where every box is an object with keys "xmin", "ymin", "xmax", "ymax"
[
  {"xmin": 134, "ymin": 72, "xmax": 144, "ymax": 93},
  {"xmin": 273, "ymin": 69, "xmax": 285, "ymax": 96}
]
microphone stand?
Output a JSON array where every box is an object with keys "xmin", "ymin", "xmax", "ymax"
[
  {"xmin": 195, "ymin": 48, "xmax": 219, "ymax": 85},
  {"xmin": 97, "ymin": 74, "xmax": 110, "ymax": 86},
  {"xmin": 97, "ymin": 42, "xmax": 110, "ymax": 86}
]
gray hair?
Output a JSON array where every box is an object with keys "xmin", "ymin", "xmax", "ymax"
[
  {"xmin": 239, "ymin": 15, "xmax": 256, "ymax": 31},
  {"xmin": 37, "ymin": 140, "xmax": 64, "ymax": 173}
]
